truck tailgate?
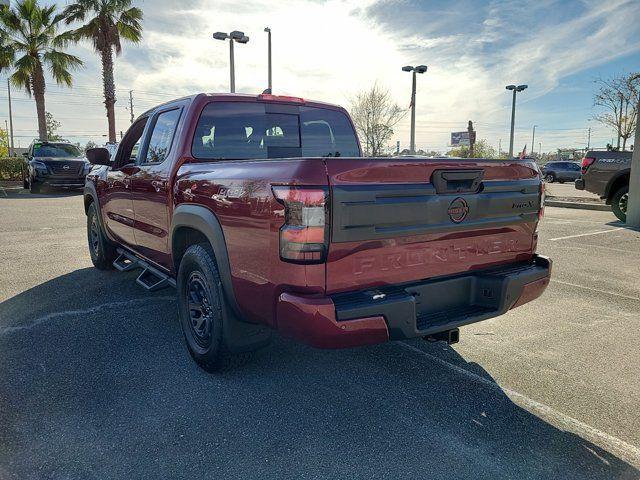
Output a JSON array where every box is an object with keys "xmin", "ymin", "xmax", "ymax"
[{"xmin": 325, "ymin": 158, "xmax": 541, "ymax": 293}]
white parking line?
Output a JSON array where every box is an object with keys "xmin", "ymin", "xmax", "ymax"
[
  {"xmin": 551, "ymin": 279, "xmax": 640, "ymax": 302},
  {"xmin": 549, "ymin": 228, "xmax": 625, "ymax": 242},
  {"xmin": 397, "ymin": 342, "xmax": 640, "ymax": 467}
]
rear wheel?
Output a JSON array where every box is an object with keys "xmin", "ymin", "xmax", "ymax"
[
  {"xmin": 545, "ymin": 173, "xmax": 555, "ymax": 183},
  {"xmin": 177, "ymin": 244, "xmax": 250, "ymax": 372},
  {"xmin": 611, "ymin": 185, "xmax": 629, "ymax": 223},
  {"xmin": 87, "ymin": 202, "xmax": 117, "ymax": 269}
]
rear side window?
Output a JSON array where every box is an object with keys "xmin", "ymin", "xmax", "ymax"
[
  {"xmin": 192, "ymin": 102, "xmax": 299, "ymax": 160},
  {"xmin": 142, "ymin": 109, "xmax": 181, "ymax": 164},
  {"xmin": 300, "ymin": 107, "xmax": 360, "ymax": 157},
  {"xmin": 192, "ymin": 102, "xmax": 360, "ymax": 159}
]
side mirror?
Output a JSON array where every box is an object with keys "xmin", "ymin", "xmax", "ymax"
[
  {"xmin": 86, "ymin": 147, "xmax": 111, "ymax": 166},
  {"xmin": 22, "ymin": 152, "xmax": 29, "ymax": 158}
]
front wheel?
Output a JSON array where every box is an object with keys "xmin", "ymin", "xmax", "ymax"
[
  {"xmin": 29, "ymin": 179, "xmax": 42, "ymax": 194},
  {"xmin": 611, "ymin": 186, "xmax": 629, "ymax": 223},
  {"xmin": 177, "ymin": 244, "xmax": 250, "ymax": 372},
  {"xmin": 87, "ymin": 202, "xmax": 117, "ymax": 269}
]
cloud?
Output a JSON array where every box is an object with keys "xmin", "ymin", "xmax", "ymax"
[{"xmin": 4, "ymin": 0, "xmax": 639, "ymax": 151}]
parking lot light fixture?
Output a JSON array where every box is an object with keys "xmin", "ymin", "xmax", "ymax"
[
  {"xmin": 213, "ymin": 30, "xmax": 250, "ymax": 93},
  {"xmin": 264, "ymin": 27, "xmax": 272, "ymax": 92},
  {"xmin": 403, "ymin": 65, "xmax": 429, "ymax": 154},
  {"xmin": 506, "ymin": 84, "xmax": 528, "ymax": 158}
]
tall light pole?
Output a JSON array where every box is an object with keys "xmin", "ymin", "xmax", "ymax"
[
  {"xmin": 264, "ymin": 27, "xmax": 272, "ymax": 93},
  {"xmin": 213, "ymin": 30, "xmax": 250, "ymax": 93},
  {"xmin": 7, "ymin": 79, "xmax": 14, "ymax": 157},
  {"xmin": 506, "ymin": 84, "xmax": 528, "ymax": 158},
  {"xmin": 402, "ymin": 65, "xmax": 428, "ymax": 155}
]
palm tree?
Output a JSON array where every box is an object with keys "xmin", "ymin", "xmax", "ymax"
[
  {"xmin": 0, "ymin": 0, "xmax": 83, "ymax": 141},
  {"xmin": 63, "ymin": 0, "xmax": 143, "ymax": 143}
]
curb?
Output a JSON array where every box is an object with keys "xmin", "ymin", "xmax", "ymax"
[{"xmin": 545, "ymin": 200, "xmax": 611, "ymax": 212}]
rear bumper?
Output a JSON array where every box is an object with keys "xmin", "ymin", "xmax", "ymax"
[{"xmin": 277, "ymin": 255, "xmax": 552, "ymax": 349}]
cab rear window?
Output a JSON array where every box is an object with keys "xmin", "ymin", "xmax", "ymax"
[{"xmin": 192, "ymin": 102, "xmax": 360, "ymax": 159}]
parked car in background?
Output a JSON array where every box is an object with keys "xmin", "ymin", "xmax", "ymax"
[
  {"xmin": 83, "ymin": 92, "xmax": 551, "ymax": 372},
  {"xmin": 541, "ymin": 161, "xmax": 581, "ymax": 183},
  {"xmin": 575, "ymin": 150, "xmax": 632, "ymax": 222},
  {"xmin": 22, "ymin": 141, "xmax": 91, "ymax": 193}
]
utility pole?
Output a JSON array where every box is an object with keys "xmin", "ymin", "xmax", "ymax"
[
  {"xmin": 467, "ymin": 120, "xmax": 475, "ymax": 158},
  {"xmin": 531, "ymin": 125, "xmax": 537, "ymax": 157},
  {"xmin": 539, "ymin": 142, "xmax": 542, "ymax": 156},
  {"xmin": 7, "ymin": 79, "xmax": 14, "ymax": 157},
  {"xmin": 587, "ymin": 127, "xmax": 591, "ymax": 150},
  {"xmin": 498, "ymin": 138, "xmax": 502, "ymax": 157},
  {"xmin": 264, "ymin": 27, "xmax": 272, "ymax": 93},
  {"xmin": 129, "ymin": 90, "xmax": 134, "ymax": 124}
]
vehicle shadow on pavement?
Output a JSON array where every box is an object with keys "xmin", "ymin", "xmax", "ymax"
[
  {"xmin": 1, "ymin": 269, "xmax": 638, "ymax": 480},
  {"xmin": 0, "ymin": 189, "xmax": 83, "ymax": 200}
]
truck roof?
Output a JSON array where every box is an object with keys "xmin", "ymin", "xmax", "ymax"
[{"xmin": 141, "ymin": 93, "xmax": 345, "ymax": 118}]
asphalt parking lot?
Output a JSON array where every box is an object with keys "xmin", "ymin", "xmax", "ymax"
[{"xmin": 1, "ymin": 190, "xmax": 639, "ymax": 480}]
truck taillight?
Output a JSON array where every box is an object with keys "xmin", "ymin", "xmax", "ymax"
[
  {"xmin": 581, "ymin": 156, "xmax": 595, "ymax": 174},
  {"xmin": 272, "ymin": 186, "xmax": 329, "ymax": 264}
]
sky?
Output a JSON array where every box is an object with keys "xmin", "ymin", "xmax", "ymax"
[{"xmin": 1, "ymin": 0, "xmax": 639, "ymax": 154}]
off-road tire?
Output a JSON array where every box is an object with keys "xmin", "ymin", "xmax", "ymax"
[
  {"xmin": 611, "ymin": 185, "xmax": 629, "ymax": 223},
  {"xmin": 87, "ymin": 202, "xmax": 117, "ymax": 269},
  {"xmin": 23, "ymin": 177, "xmax": 29, "ymax": 189},
  {"xmin": 177, "ymin": 244, "xmax": 251, "ymax": 372}
]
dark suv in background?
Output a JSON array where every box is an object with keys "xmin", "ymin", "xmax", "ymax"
[
  {"xmin": 575, "ymin": 150, "xmax": 632, "ymax": 222},
  {"xmin": 22, "ymin": 141, "xmax": 91, "ymax": 193},
  {"xmin": 541, "ymin": 161, "xmax": 581, "ymax": 183}
]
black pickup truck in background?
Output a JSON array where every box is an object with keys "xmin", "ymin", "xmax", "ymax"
[{"xmin": 576, "ymin": 150, "xmax": 632, "ymax": 222}]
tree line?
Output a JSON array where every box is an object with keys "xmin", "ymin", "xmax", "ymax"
[{"xmin": 0, "ymin": 0, "xmax": 142, "ymax": 144}]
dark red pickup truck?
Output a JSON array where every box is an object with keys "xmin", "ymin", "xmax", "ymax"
[{"xmin": 84, "ymin": 93, "xmax": 551, "ymax": 371}]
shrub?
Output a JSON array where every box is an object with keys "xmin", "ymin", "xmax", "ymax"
[{"xmin": 0, "ymin": 157, "xmax": 25, "ymax": 181}]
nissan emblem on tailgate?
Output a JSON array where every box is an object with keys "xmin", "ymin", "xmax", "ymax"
[{"xmin": 448, "ymin": 197, "xmax": 469, "ymax": 223}]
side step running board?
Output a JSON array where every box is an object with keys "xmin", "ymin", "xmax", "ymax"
[{"xmin": 113, "ymin": 248, "xmax": 176, "ymax": 291}]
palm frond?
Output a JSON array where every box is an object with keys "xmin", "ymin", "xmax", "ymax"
[
  {"xmin": 0, "ymin": 44, "xmax": 15, "ymax": 70},
  {"xmin": 43, "ymin": 50, "xmax": 83, "ymax": 87},
  {"xmin": 11, "ymin": 68, "xmax": 32, "ymax": 95}
]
